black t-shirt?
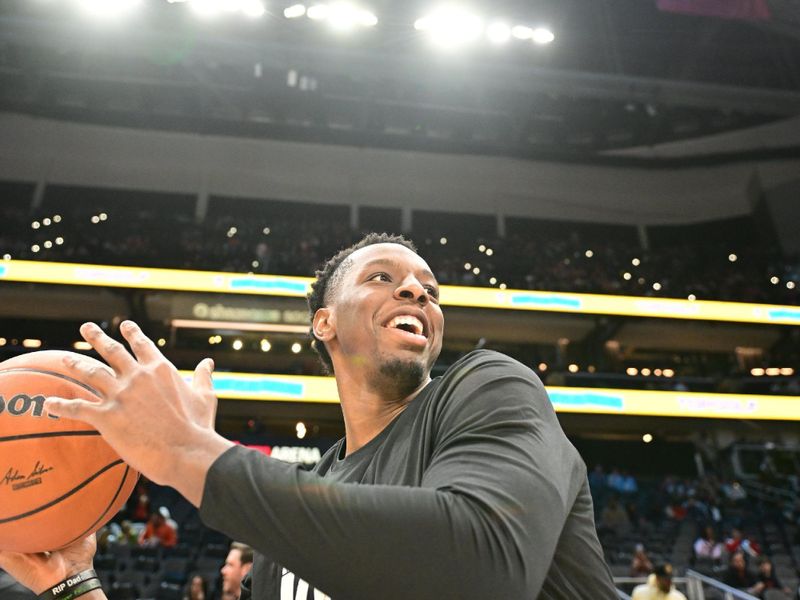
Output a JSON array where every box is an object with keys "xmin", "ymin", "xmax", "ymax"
[
  {"xmin": 0, "ymin": 570, "xmax": 37, "ymax": 600},
  {"xmin": 200, "ymin": 350, "xmax": 616, "ymax": 599}
]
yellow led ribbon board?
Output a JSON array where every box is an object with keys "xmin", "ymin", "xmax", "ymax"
[
  {"xmin": 1, "ymin": 259, "xmax": 798, "ymax": 325},
  {"xmin": 180, "ymin": 371, "xmax": 800, "ymax": 421}
]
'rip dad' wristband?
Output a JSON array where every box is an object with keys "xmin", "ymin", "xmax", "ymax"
[{"xmin": 39, "ymin": 569, "xmax": 102, "ymax": 600}]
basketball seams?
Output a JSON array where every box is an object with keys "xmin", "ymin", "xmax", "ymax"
[
  {"xmin": 0, "ymin": 459, "xmax": 125, "ymax": 525},
  {"xmin": 0, "ymin": 430, "xmax": 100, "ymax": 443},
  {"xmin": 0, "ymin": 367, "xmax": 102, "ymax": 398},
  {"xmin": 59, "ymin": 466, "xmax": 138, "ymax": 550}
]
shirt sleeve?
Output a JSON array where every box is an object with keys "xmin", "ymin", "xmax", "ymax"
[{"xmin": 198, "ymin": 351, "xmax": 598, "ymax": 599}]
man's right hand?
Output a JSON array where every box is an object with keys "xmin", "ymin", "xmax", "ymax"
[{"xmin": 0, "ymin": 535, "xmax": 97, "ymax": 595}]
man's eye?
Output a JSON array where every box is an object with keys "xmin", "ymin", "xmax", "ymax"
[
  {"xmin": 369, "ymin": 272, "xmax": 391, "ymax": 282},
  {"xmin": 425, "ymin": 286, "xmax": 440, "ymax": 298}
]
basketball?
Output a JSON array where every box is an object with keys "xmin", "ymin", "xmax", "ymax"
[{"xmin": 0, "ymin": 350, "xmax": 139, "ymax": 553}]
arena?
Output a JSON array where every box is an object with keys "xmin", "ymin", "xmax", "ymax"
[{"xmin": 1, "ymin": 1, "xmax": 799, "ymax": 599}]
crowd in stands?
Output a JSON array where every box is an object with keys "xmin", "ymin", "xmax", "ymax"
[
  {"xmin": 0, "ymin": 187, "xmax": 798, "ymax": 307},
  {"xmin": 591, "ymin": 463, "xmax": 800, "ymax": 599}
]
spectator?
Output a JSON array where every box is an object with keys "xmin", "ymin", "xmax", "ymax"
[
  {"xmin": 600, "ymin": 497, "xmax": 631, "ymax": 535},
  {"xmin": 220, "ymin": 542, "xmax": 253, "ymax": 600},
  {"xmin": 725, "ymin": 528, "xmax": 761, "ymax": 558},
  {"xmin": 693, "ymin": 525, "xmax": 724, "ymax": 562},
  {"xmin": 183, "ymin": 573, "xmax": 210, "ymax": 600},
  {"xmin": 630, "ymin": 543, "xmax": 655, "ymax": 577},
  {"xmin": 723, "ymin": 552, "xmax": 758, "ymax": 591},
  {"xmin": 138, "ymin": 506, "xmax": 178, "ymax": 548},
  {"xmin": 631, "ymin": 563, "xmax": 687, "ymax": 600},
  {"xmin": 751, "ymin": 556, "xmax": 792, "ymax": 599}
]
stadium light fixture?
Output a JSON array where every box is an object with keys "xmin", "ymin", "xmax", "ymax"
[
  {"xmin": 307, "ymin": 3, "xmax": 329, "ymax": 19},
  {"xmin": 415, "ymin": 7, "xmax": 483, "ymax": 49},
  {"xmin": 75, "ymin": 0, "xmax": 142, "ymax": 19},
  {"xmin": 531, "ymin": 27, "xmax": 554, "ymax": 45},
  {"xmin": 306, "ymin": 2, "xmax": 377, "ymax": 29},
  {"xmin": 642, "ymin": 433, "xmax": 653, "ymax": 443},
  {"xmin": 486, "ymin": 22, "xmax": 511, "ymax": 45},
  {"xmin": 511, "ymin": 25, "xmax": 532, "ymax": 40},
  {"xmin": 242, "ymin": 0, "xmax": 267, "ymax": 18},
  {"xmin": 284, "ymin": 3, "xmax": 306, "ymax": 18}
]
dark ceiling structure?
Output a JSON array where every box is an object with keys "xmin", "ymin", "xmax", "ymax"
[{"xmin": 1, "ymin": 0, "xmax": 799, "ymax": 162}]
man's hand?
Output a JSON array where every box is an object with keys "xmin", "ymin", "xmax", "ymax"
[
  {"xmin": 43, "ymin": 321, "xmax": 234, "ymax": 506},
  {"xmin": 0, "ymin": 536, "xmax": 96, "ymax": 595}
]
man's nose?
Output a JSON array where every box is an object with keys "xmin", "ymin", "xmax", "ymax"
[{"xmin": 395, "ymin": 277, "xmax": 427, "ymax": 304}]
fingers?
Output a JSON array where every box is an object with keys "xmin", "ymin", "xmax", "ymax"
[
  {"xmin": 191, "ymin": 358, "xmax": 215, "ymax": 394},
  {"xmin": 61, "ymin": 351, "xmax": 117, "ymax": 396},
  {"xmin": 118, "ymin": 320, "xmax": 162, "ymax": 364},
  {"xmin": 79, "ymin": 322, "xmax": 137, "ymax": 373},
  {"xmin": 43, "ymin": 396, "xmax": 102, "ymax": 425},
  {"xmin": 191, "ymin": 358, "xmax": 218, "ymax": 427}
]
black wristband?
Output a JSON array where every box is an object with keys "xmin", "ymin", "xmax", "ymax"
[{"xmin": 39, "ymin": 570, "xmax": 101, "ymax": 600}]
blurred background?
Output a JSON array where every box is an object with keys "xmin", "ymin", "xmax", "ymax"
[{"xmin": 0, "ymin": 0, "xmax": 799, "ymax": 598}]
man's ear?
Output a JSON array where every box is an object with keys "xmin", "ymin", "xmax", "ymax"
[{"xmin": 312, "ymin": 307, "xmax": 335, "ymax": 342}]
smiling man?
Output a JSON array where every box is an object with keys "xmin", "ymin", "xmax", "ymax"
[{"xmin": 0, "ymin": 232, "xmax": 616, "ymax": 599}]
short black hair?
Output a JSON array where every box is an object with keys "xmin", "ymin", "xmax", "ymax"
[{"xmin": 307, "ymin": 232, "xmax": 418, "ymax": 372}]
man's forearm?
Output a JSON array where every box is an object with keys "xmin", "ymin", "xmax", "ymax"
[{"xmin": 169, "ymin": 428, "xmax": 235, "ymax": 506}]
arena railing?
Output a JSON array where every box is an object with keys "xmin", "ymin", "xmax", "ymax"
[{"xmin": 684, "ymin": 569, "xmax": 760, "ymax": 600}]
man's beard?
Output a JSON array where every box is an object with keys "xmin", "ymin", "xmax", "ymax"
[{"xmin": 377, "ymin": 357, "xmax": 427, "ymax": 398}]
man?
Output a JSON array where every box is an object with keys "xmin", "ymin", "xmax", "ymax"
[
  {"xmin": 138, "ymin": 507, "xmax": 178, "ymax": 548},
  {"xmin": 724, "ymin": 551, "xmax": 758, "ymax": 591},
  {"xmin": 221, "ymin": 543, "xmax": 253, "ymax": 600},
  {"xmin": 0, "ymin": 233, "xmax": 616, "ymax": 599},
  {"xmin": 631, "ymin": 564, "xmax": 687, "ymax": 600}
]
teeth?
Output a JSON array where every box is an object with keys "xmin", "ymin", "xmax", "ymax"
[{"xmin": 387, "ymin": 315, "xmax": 424, "ymax": 336}]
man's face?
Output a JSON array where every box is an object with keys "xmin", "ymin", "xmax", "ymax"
[
  {"xmin": 321, "ymin": 243, "xmax": 444, "ymax": 395},
  {"xmin": 221, "ymin": 549, "xmax": 251, "ymax": 595},
  {"xmin": 732, "ymin": 553, "xmax": 746, "ymax": 570}
]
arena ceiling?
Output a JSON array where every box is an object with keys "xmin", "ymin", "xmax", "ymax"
[{"xmin": 0, "ymin": 0, "xmax": 799, "ymax": 162}]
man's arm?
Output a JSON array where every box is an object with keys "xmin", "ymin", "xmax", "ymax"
[
  {"xmin": 0, "ymin": 536, "xmax": 107, "ymax": 600},
  {"xmin": 199, "ymin": 352, "xmax": 598, "ymax": 599}
]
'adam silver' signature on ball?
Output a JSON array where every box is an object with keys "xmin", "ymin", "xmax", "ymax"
[{"xmin": 1, "ymin": 460, "xmax": 55, "ymax": 491}]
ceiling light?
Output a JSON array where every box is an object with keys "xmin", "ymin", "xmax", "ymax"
[
  {"xmin": 486, "ymin": 22, "xmax": 510, "ymax": 44},
  {"xmin": 511, "ymin": 25, "xmax": 532, "ymax": 40},
  {"xmin": 307, "ymin": 3, "xmax": 329, "ymax": 20},
  {"xmin": 439, "ymin": 237, "xmax": 447, "ymax": 245},
  {"xmin": 663, "ymin": 369, "xmax": 674, "ymax": 378},
  {"xmin": 291, "ymin": 342, "xmax": 302, "ymax": 354},
  {"xmin": 415, "ymin": 7, "xmax": 483, "ymax": 48},
  {"xmin": 232, "ymin": 339, "xmax": 244, "ymax": 351},
  {"xmin": 485, "ymin": 248, "xmax": 493, "ymax": 256},
  {"xmin": 728, "ymin": 253, "xmax": 737, "ymax": 262},
  {"xmin": 631, "ymin": 258, "xmax": 640, "ymax": 266},
  {"xmin": 73, "ymin": 341, "xmax": 93, "ymax": 350},
  {"xmin": 568, "ymin": 363, "xmax": 579, "ymax": 373},
  {"xmin": 531, "ymin": 27, "xmax": 554, "ymax": 45},
  {"xmin": 22, "ymin": 338, "xmax": 42, "ymax": 348},
  {"xmin": 642, "ymin": 433, "xmax": 653, "ymax": 443},
  {"xmin": 260, "ymin": 339, "xmax": 272, "ymax": 352},
  {"xmin": 626, "ymin": 367, "xmax": 638, "ymax": 376},
  {"xmin": 284, "ymin": 3, "xmax": 306, "ymax": 18}
]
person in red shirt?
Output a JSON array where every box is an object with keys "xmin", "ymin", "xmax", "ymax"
[{"xmin": 138, "ymin": 507, "xmax": 178, "ymax": 548}]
